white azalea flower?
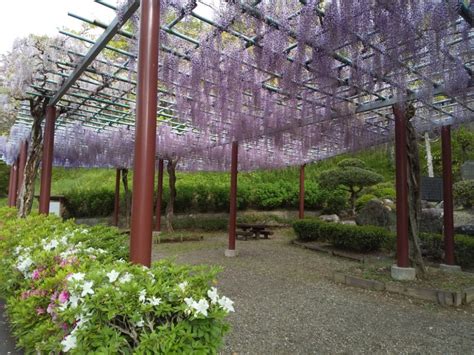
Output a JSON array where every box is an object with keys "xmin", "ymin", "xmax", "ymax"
[
  {"xmin": 68, "ymin": 273, "xmax": 85, "ymax": 282},
  {"xmin": 207, "ymin": 287, "xmax": 219, "ymax": 304},
  {"xmin": 178, "ymin": 281, "xmax": 188, "ymax": 292},
  {"xmin": 148, "ymin": 297, "xmax": 161, "ymax": 306},
  {"xmin": 192, "ymin": 299, "xmax": 209, "ymax": 317},
  {"xmin": 69, "ymin": 294, "xmax": 80, "ymax": 309},
  {"xmin": 61, "ymin": 334, "xmax": 77, "ymax": 352},
  {"xmin": 218, "ymin": 296, "xmax": 235, "ymax": 313},
  {"xmin": 136, "ymin": 318, "xmax": 144, "ymax": 327},
  {"xmin": 17, "ymin": 256, "xmax": 33, "ymax": 276},
  {"xmin": 184, "ymin": 297, "xmax": 194, "ymax": 314},
  {"xmin": 81, "ymin": 281, "xmax": 94, "ymax": 297},
  {"xmin": 138, "ymin": 290, "xmax": 147, "ymax": 303},
  {"xmin": 106, "ymin": 270, "xmax": 120, "ymax": 283},
  {"xmin": 43, "ymin": 239, "xmax": 59, "ymax": 251},
  {"xmin": 119, "ymin": 272, "xmax": 133, "ymax": 284}
]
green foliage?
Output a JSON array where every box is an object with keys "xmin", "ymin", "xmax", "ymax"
[
  {"xmin": 0, "ymin": 160, "xmax": 9, "ymax": 196},
  {"xmin": 365, "ymin": 182, "xmax": 396, "ymax": 200},
  {"xmin": 319, "ymin": 166, "xmax": 384, "ymax": 192},
  {"xmin": 337, "ymin": 158, "xmax": 367, "ymax": 168},
  {"xmin": 355, "ymin": 194, "xmax": 377, "ymax": 211},
  {"xmin": 172, "ymin": 216, "xmax": 229, "ymax": 231},
  {"xmin": 63, "ymin": 188, "xmax": 115, "ymax": 218},
  {"xmin": 453, "ymin": 180, "xmax": 474, "ymax": 209},
  {"xmin": 293, "ymin": 217, "xmax": 474, "ymax": 267},
  {"xmin": 293, "ymin": 218, "xmax": 389, "ymax": 252},
  {"xmin": 0, "ymin": 208, "xmax": 231, "ymax": 353}
]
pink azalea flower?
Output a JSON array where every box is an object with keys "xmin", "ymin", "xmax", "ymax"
[
  {"xmin": 32, "ymin": 269, "xmax": 41, "ymax": 280},
  {"xmin": 58, "ymin": 291, "xmax": 70, "ymax": 304},
  {"xmin": 36, "ymin": 307, "xmax": 46, "ymax": 315}
]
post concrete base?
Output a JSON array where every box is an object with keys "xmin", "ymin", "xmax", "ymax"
[
  {"xmin": 391, "ymin": 265, "xmax": 416, "ymax": 281},
  {"xmin": 225, "ymin": 249, "xmax": 238, "ymax": 257},
  {"xmin": 440, "ymin": 264, "xmax": 462, "ymax": 273}
]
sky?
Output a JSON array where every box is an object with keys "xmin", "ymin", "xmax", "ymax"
[
  {"xmin": 0, "ymin": 0, "xmax": 218, "ymax": 55},
  {"xmin": 0, "ymin": 0, "xmax": 117, "ymax": 54}
]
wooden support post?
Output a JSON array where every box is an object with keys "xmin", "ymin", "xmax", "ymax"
[
  {"xmin": 393, "ymin": 105, "xmax": 410, "ymax": 268},
  {"xmin": 39, "ymin": 106, "xmax": 56, "ymax": 215},
  {"xmin": 226, "ymin": 141, "xmax": 238, "ymax": 257},
  {"xmin": 8, "ymin": 161, "xmax": 18, "ymax": 208},
  {"xmin": 441, "ymin": 125, "xmax": 455, "ymax": 266},
  {"xmin": 154, "ymin": 159, "xmax": 164, "ymax": 231},
  {"xmin": 113, "ymin": 168, "xmax": 121, "ymax": 226},
  {"xmin": 299, "ymin": 164, "xmax": 305, "ymax": 219},
  {"xmin": 130, "ymin": 0, "xmax": 160, "ymax": 266}
]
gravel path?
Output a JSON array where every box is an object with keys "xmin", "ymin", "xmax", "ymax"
[
  {"xmin": 153, "ymin": 230, "xmax": 474, "ymax": 354},
  {"xmin": 0, "ymin": 300, "xmax": 21, "ymax": 354}
]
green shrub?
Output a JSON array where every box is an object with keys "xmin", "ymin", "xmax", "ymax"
[
  {"xmin": 293, "ymin": 218, "xmax": 389, "ymax": 251},
  {"xmin": 0, "ymin": 208, "xmax": 232, "ymax": 353},
  {"xmin": 63, "ymin": 188, "xmax": 115, "ymax": 218},
  {"xmin": 0, "ymin": 160, "xmax": 10, "ymax": 197},
  {"xmin": 355, "ymin": 194, "xmax": 377, "ymax": 211},
  {"xmin": 454, "ymin": 180, "xmax": 474, "ymax": 209}
]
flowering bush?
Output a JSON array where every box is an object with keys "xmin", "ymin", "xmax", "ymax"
[{"xmin": 0, "ymin": 208, "xmax": 232, "ymax": 353}]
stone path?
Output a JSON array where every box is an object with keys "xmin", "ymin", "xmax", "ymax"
[
  {"xmin": 0, "ymin": 300, "xmax": 21, "ymax": 354},
  {"xmin": 153, "ymin": 231, "xmax": 474, "ymax": 354}
]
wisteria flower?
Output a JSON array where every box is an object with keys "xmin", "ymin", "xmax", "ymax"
[{"xmin": 106, "ymin": 270, "xmax": 120, "ymax": 283}]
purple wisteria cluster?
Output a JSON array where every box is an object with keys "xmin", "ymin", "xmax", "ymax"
[{"xmin": 1, "ymin": 0, "xmax": 472, "ymax": 171}]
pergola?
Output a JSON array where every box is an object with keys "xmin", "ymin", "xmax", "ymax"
[{"xmin": 2, "ymin": 0, "xmax": 473, "ymax": 277}]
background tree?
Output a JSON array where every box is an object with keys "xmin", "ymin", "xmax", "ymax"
[
  {"xmin": 319, "ymin": 158, "xmax": 383, "ymax": 215},
  {"xmin": 166, "ymin": 157, "xmax": 180, "ymax": 232}
]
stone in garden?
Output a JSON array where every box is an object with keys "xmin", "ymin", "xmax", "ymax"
[
  {"xmin": 420, "ymin": 208, "xmax": 443, "ymax": 234},
  {"xmin": 319, "ymin": 214, "xmax": 340, "ymax": 223},
  {"xmin": 341, "ymin": 220, "xmax": 357, "ymax": 226},
  {"xmin": 454, "ymin": 225, "xmax": 474, "ymax": 237},
  {"xmin": 461, "ymin": 161, "xmax": 474, "ymax": 180},
  {"xmin": 355, "ymin": 199, "xmax": 393, "ymax": 230}
]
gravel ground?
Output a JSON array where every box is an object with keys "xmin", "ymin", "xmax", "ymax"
[
  {"xmin": 0, "ymin": 300, "xmax": 21, "ymax": 354},
  {"xmin": 153, "ymin": 230, "xmax": 474, "ymax": 354}
]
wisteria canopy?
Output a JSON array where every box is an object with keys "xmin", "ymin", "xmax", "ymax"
[{"xmin": 0, "ymin": 0, "xmax": 473, "ymax": 171}]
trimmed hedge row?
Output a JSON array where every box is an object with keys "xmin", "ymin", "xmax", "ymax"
[
  {"xmin": 293, "ymin": 218, "xmax": 474, "ymax": 267},
  {"xmin": 293, "ymin": 218, "xmax": 389, "ymax": 252},
  {"xmin": 61, "ymin": 181, "xmax": 349, "ymax": 218}
]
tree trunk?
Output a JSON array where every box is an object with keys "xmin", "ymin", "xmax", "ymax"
[
  {"xmin": 166, "ymin": 158, "xmax": 178, "ymax": 232},
  {"xmin": 406, "ymin": 108, "xmax": 426, "ymax": 274},
  {"xmin": 349, "ymin": 188, "xmax": 356, "ymax": 216},
  {"xmin": 17, "ymin": 98, "xmax": 48, "ymax": 218},
  {"xmin": 121, "ymin": 168, "xmax": 130, "ymax": 228},
  {"xmin": 424, "ymin": 132, "xmax": 434, "ymax": 178}
]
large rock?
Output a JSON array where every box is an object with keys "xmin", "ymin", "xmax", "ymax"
[
  {"xmin": 319, "ymin": 214, "xmax": 340, "ymax": 223},
  {"xmin": 420, "ymin": 208, "xmax": 443, "ymax": 234},
  {"xmin": 355, "ymin": 199, "xmax": 394, "ymax": 230}
]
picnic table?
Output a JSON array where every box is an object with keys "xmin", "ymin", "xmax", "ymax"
[{"xmin": 236, "ymin": 223, "xmax": 273, "ymax": 240}]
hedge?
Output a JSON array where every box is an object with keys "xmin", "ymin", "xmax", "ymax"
[
  {"xmin": 293, "ymin": 218, "xmax": 389, "ymax": 252},
  {"xmin": 293, "ymin": 218, "xmax": 474, "ymax": 267},
  {"xmin": 0, "ymin": 208, "xmax": 232, "ymax": 353}
]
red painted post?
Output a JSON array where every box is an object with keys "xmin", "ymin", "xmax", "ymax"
[
  {"xmin": 7, "ymin": 164, "xmax": 14, "ymax": 207},
  {"xmin": 299, "ymin": 164, "xmax": 305, "ymax": 219},
  {"xmin": 441, "ymin": 125, "xmax": 455, "ymax": 265},
  {"xmin": 393, "ymin": 105, "xmax": 409, "ymax": 268},
  {"xmin": 113, "ymin": 169, "xmax": 121, "ymax": 226},
  {"xmin": 39, "ymin": 105, "xmax": 56, "ymax": 215},
  {"xmin": 130, "ymin": 0, "xmax": 160, "ymax": 266},
  {"xmin": 154, "ymin": 159, "xmax": 164, "ymax": 231},
  {"xmin": 17, "ymin": 141, "xmax": 28, "ymax": 196},
  {"xmin": 8, "ymin": 161, "xmax": 19, "ymax": 208},
  {"xmin": 227, "ymin": 142, "xmax": 239, "ymax": 253}
]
